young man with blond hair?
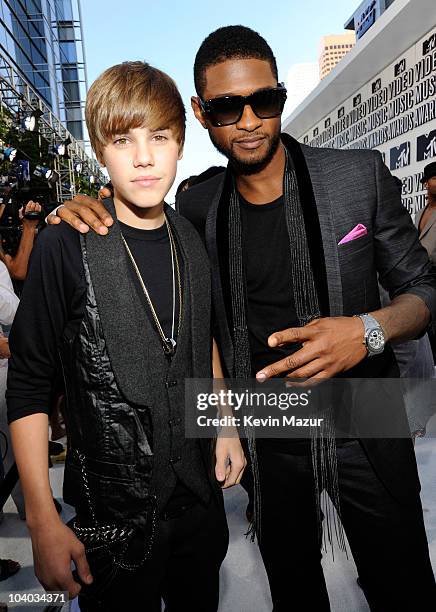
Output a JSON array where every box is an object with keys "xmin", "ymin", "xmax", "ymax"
[{"xmin": 7, "ymin": 61, "xmax": 245, "ymax": 612}]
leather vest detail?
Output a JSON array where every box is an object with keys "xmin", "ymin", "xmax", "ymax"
[{"xmin": 60, "ymin": 234, "xmax": 155, "ymax": 533}]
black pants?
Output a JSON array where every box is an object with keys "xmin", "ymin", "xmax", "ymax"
[
  {"xmin": 78, "ymin": 496, "xmax": 228, "ymax": 612},
  {"xmin": 256, "ymin": 440, "xmax": 436, "ymax": 612}
]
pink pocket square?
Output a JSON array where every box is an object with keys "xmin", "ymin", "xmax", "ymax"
[{"xmin": 338, "ymin": 223, "xmax": 367, "ymax": 245}]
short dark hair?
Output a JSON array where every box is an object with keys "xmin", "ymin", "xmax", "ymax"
[{"xmin": 194, "ymin": 25, "xmax": 278, "ymax": 97}]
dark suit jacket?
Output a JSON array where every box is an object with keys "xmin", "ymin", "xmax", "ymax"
[{"xmin": 176, "ymin": 133, "xmax": 436, "ymax": 504}]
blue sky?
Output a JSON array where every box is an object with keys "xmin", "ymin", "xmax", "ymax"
[{"xmin": 80, "ymin": 0, "xmax": 356, "ymax": 199}]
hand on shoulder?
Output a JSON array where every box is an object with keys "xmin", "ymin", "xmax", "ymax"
[{"xmin": 46, "ymin": 190, "xmax": 114, "ymax": 235}]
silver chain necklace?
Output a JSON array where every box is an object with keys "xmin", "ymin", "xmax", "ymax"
[{"xmin": 121, "ymin": 215, "xmax": 182, "ymax": 357}]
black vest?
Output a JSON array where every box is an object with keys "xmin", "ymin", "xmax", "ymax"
[{"xmin": 60, "ymin": 201, "xmax": 217, "ymax": 533}]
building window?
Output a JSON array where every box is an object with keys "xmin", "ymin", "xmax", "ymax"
[
  {"xmin": 62, "ymin": 66, "xmax": 79, "ymax": 81},
  {"xmin": 55, "ymin": 0, "xmax": 74, "ymax": 21},
  {"xmin": 58, "ymin": 25, "xmax": 75, "ymax": 42},
  {"xmin": 67, "ymin": 120, "xmax": 83, "ymax": 140},
  {"xmin": 60, "ymin": 41, "xmax": 77, "ymax": 63},
  {"xmin": 63, "ymin": 81, "xmax": 80, "ymax": 102},
  {"xmin": 65, "ymin": 105, "xmax": 82, "ymax": 121}
]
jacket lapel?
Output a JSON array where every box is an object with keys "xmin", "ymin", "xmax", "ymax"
[
  {"xmin": 415, "ymin": 207, "xmax": 424, "ymax": 230},
  {"xmin": 419, "ymin": 208, "xmax": 436, "ymax": 240},
  {"xmin": 84, "ymin": 198, "xmax": 164, "ymax": 406},
  {"xmin": 204, "ymin": 171, "xmax": 235, "ymax": 376},
  {"xmin": 299, "ymin": 143, "xmax": 344, "ymax": 316}
]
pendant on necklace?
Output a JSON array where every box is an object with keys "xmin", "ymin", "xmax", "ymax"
[{"xmin": 163, "ymin": 337, "xmax": 177, "ymax": 357}]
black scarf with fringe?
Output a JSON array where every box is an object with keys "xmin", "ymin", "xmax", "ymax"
[{"xmin": 227, "ymin": 143, "xmax": 346, "ymax": 553}]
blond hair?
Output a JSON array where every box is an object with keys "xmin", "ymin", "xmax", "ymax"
[{"xmin": 85, "ymin": 61, "xmax": 185, "ymax": 160}]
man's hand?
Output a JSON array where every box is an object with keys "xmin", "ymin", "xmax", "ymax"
[
  {"xmin": 29, "ymin": 518, "xmax": 93, "ymax": 599},
  {"xmin": 215, "ymin": 435, "xmax": 247, "ymax": 488},
  {"xmin": 0, "ymin": 336, "xmax": 10, "ymax": 359},
  {"xmin": 256, "ymin": 316, "xmax": 367, "ymax": 381},
  {"xmin": 46, "ymin": 189, "xmax": 113, "ymax": 235}
]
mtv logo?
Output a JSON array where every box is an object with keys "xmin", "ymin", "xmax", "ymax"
[
  {"xmin": 423, "ymin": 33, "xmax": 436, "ymax": 56},
  {"xmin": 417, "ymin": 130, "xmax": 436, "ymax": 161},
  {"xmin": 338, "ymin": 106, "xmax": 345, "ymax": 118},
  {"xmin": 390, "ymin": 142, "xmax": 410, "ymax": 170},
  {"xmin": 325, "ymin": 117, "xmax": 331, "ymax": 128},
  {"xmin": 372, "ymin": 78, "xmax": 382, "ymax": 94},
  {"xmin": 353, "ymin": 94, "xmax": 362, "ymax": 107},
  {"xmin": 313, "ymin": 127, "xmax": 319, "ymax": 137},
  {"xmin": 303, "ymin": 135, "xmax": 309, "ymax": 144},
  {"xmin": 394, "ymin": 59, "xmax": 406, "ymax": 77}
]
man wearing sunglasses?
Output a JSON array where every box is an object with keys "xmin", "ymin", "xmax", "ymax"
[{"xmin": 47, "ymin": 25, "xmax": 436, "ymax": 611}]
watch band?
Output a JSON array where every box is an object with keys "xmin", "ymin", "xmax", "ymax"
[{"xmin": 355, "ymin": 313, "xmax": 385, "ymax": 356}]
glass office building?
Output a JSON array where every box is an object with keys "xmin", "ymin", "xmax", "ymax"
[{"xmin": 0, "ymin": 0, "xmax": 87, "ymax": 140}]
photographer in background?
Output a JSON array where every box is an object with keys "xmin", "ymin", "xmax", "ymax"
[{"xmin": 0, "ymin": 200, "xmax": 42, "ymax": 282}]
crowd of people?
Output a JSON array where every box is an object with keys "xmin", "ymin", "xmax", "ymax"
[{"xmin": 0, "ymin": 24, "xmax": 436, "ymax": 612}]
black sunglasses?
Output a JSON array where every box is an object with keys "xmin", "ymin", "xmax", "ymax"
[{"xmin": 199, "ymin": 84, "xmax": 287, "ymax": 127}]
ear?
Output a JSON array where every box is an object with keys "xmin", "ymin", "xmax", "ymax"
[
  {"xmin": 191, "ymin": 96, "xmax": 208, "ymax": 129},
  {"xmin": 178, "ymin": 146, "xmax": 184, "ymax": 161}
]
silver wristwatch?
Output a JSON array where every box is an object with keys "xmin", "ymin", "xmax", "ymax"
[{"xmin": 355, "ymin": 313, "xmax": 386, "ymax": 357}]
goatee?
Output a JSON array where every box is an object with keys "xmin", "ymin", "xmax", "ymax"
[{"xmin": 210, "ymin": 131, "xmax": 281, "ymax": 176}]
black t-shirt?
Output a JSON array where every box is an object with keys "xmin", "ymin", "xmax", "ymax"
[
  {"xmin": 240, "ymin": 194, "xmax": 310, "ymax": 452},
  {"xmin": 240, "ymin": 194, "xmax": 300, "ymax": 374},
  {"xmin": 119, "ymin": 221, "xmax": 182, "ymax": 345}
]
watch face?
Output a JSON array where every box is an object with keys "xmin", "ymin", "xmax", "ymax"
[{"xmin": 368, "ymin": 328, "xmax": 385, "ymax": 351}]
